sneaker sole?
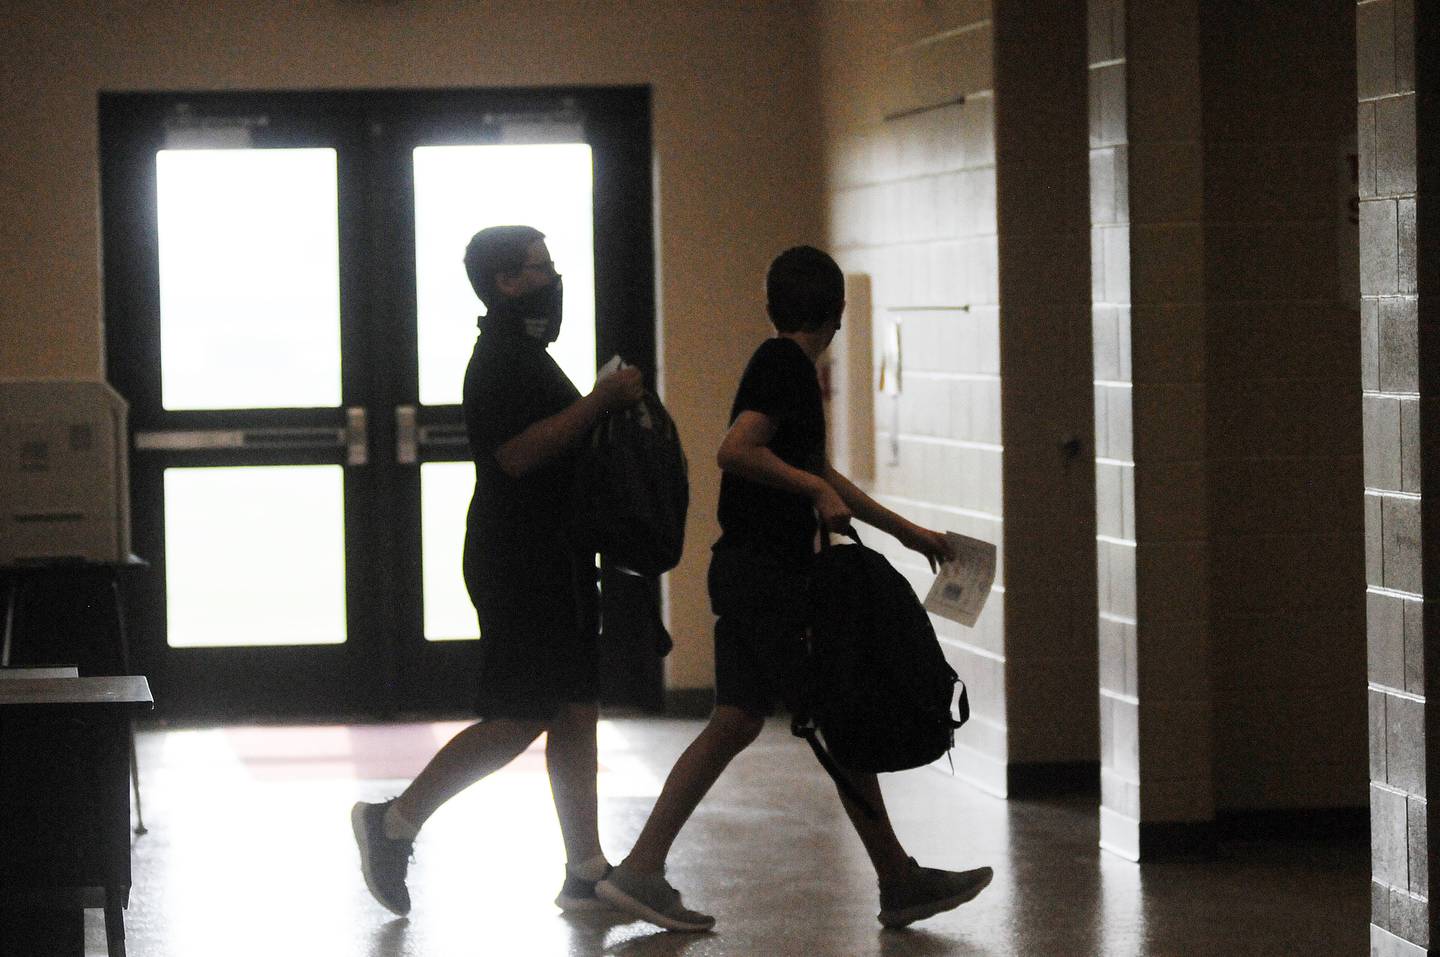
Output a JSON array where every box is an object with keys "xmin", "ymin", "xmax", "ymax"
[
  {"xmin": 878, "ymin": 869, "xmax": 993, "ymax": 929},
  {"xmin": 555, "ymin": 893, "xmax": 614, "ymax": 913},
  {"xmin": 595, "ymin": 879, "xmax": 715, "ymax": 932},
  {"xmin": 351, "ymin": 803, "xmax": 410, "ymax": 917}
]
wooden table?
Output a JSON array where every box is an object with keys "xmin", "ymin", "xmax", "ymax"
[{"xmin": 0, "ymin": 675, "xmax": 153, "ymax": 957}]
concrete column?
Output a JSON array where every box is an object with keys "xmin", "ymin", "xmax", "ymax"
[
  {"xmin": 1088, "ymin": 0, "xmax": 1215, "ymax": 860},
  {"xmin": 993, "ymin": 0, "xmax": 1100, "ymax": 794}
]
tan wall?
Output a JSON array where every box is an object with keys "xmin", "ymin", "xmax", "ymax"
[
  {"xmin": 993, "ymin": 0, "xmax": 1098, "ymax": 770},
  {"xmin": 0, "ymin": 0, "xmax": 825, "ymax": 690},
  {"xmin": 814, "ymin": 1, "xmax": 1007, "ymax": 792},
  {"xmin": 1201, "ymin": 0, "xmax": 1365, "ymax": 811},
  {"xmin": 1090, "ymin": 0, "xmax": 1220, "ymax": 854}
]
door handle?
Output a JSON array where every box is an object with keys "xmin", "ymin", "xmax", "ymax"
[
  {"xmin": 345, "ymin": 407, "xmax": 369, "ymax": 466},
  {"xmin": 396, "ymin": 405, "xmax": 417, "ymax": 464}
]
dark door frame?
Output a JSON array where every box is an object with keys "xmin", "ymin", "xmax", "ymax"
[{"xmin": 98, "ymin": 85, "xmax": 658, "ymax": 719}]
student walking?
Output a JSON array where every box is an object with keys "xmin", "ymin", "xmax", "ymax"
[
  {"xmin": 352, "ymin": 225, "xmax": 643, "ymax": 916},
  {"xmin": 596, "ymin": 246, "xmax": 992, "ymax": 931}
]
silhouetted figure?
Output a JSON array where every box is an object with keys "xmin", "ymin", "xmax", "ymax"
[
  {"xmin": 352, "ymin": 225, "xmax": 643, "ymax": 917},
  {"xmin": 597, "ymin": 246, "xmax": 992, "ymax": 931}
]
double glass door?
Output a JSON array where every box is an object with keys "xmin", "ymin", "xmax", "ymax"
[{"xmin": 100, "ymin": 89, "xmax": 654, "ymax": 717}]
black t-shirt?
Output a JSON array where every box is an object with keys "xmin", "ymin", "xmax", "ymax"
[
  {"xmin": 715, "ymin": 336, "xmax": 826, "ymax": 562},
  {"xmin": 462, "ymin": 320, "xmax": 582, "ymax": 578}
]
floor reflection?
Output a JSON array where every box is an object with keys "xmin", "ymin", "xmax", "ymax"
[{"xmin": 83, "ymin": 718, "xmax": 1366, "ymax": 956}]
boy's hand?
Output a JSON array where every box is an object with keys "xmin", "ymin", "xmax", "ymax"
[
  {"xmin": 813, "ymin": 484, "xmax": 854, "ymax": 534},
  {"xmin": 898, "ymin": 524, "xmax": 952, "ymax": 573},
  {"xmin": 591, "ymin": 366, "xmax": 644, "ymax": 411}
]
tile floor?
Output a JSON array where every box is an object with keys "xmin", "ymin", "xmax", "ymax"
[{"xmin": 84, "ymin": 717, "xmax": 1368, "ymax": 957}]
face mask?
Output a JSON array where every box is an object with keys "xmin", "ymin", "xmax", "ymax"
[{"xmin": 515, "ymin": 276, "xmax": 564, "ymax": 343}]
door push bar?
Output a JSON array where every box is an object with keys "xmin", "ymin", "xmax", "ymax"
[
  {"xmin": 394, "ymin": 405, "xmax": 470, "ymax": 465},
  {"xmin": 134, "ymin": 407, "xmax": 370, "ymax": 466},
  {"xmin": 134, "ymin": 405, "xmax": 467, "ymax": 467}
]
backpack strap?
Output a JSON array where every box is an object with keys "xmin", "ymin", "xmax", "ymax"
[
  {"xmin": 799, "ymin": 523, "xmax": 877, "ymax": 819},
  {"xmin": 817, "ymin": 524, "xmax": 861, "ymax": 551},
  {"xmin": 791, "ymin": 715, "xmax": 880, "ymax": 821}
]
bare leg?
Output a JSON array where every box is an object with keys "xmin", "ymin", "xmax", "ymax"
[
  {"xmin": 834, "ymin": 771, "xmax": 911, "ymax": 883},
  {"xmin": 545, "ymin": 701, "xmax": 604, "ymax": 864},
  {"xmin": 393, "ymin": 718, "xmax": 546, "ymax": 830},
  {"xmin": 623, "ymin": 705, "xmax": 764, "ymax": 873}
]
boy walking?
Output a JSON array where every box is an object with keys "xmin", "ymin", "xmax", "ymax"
[
  {"xmin": 351, "ymin": 225, "xmax": 643, "ymax": 916},
  {"xmin": 596, "ymin": 246, "xmax": 993, "ymax": 931}
]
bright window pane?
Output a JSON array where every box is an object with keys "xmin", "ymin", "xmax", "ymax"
[
  {"xmin": 156, "ymin": 148, "xmax": 342, "ymax": 410},
  {"xmin": 414, "ymin": 144, "xmax": 596, "ymax": 407},
  {"xmin": 421, "ymin": 461, "xmax": 478, "ymax": 641},
  {"xmin": 165, "ymin": 466, "xmax": 346, "ymax": 647}
]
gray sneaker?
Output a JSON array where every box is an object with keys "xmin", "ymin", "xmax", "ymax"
[
  {"xmin": 878, "ymin": 858, "xmax": 993, "ymax": 928},
  {"xmin": 351, "ymin": 800, "xmax": 414, "ymax": 917},
  {"xmin": 595, "ymin": 863, "xmax": 716, "ymax": 932},
  {"xmin": 555, "ymin": 863, "xmax": 613, "ymax": 913}
]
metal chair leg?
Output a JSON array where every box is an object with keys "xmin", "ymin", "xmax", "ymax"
[{"xmin": 2, "ymin": 577, "xmax": 17, "ymax": 668}]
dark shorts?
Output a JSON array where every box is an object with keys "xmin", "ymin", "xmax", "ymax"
[
  {"xmin": 708, "ymin": 546, "xmax": 812, "ymax": 718},
  {"xmin": 464, "ymin": 547, "xmax": 599, "ymax": 721}
]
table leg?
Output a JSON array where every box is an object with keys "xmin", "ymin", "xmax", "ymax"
[
  {"xmin": 128, "ymin": 719, "xmax": 147, "ymax": 835},
  {"xmin": 104, "ymin": 885, "xmax": 128, "ymax": 957},
  {"xmin": 108, "ymin": 574, "xmax": 147, "ymax": 835}
]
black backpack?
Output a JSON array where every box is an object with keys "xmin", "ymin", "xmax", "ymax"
[
  {"xmin": 572, "ymin": 390, "xmax": 689, "ymax": 577},
  {"xmin": 793, "ymin": 529, "xmax": 968, "ymax": 817}
]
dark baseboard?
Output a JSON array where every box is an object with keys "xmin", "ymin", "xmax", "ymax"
[
  {"xmin": 1136, "ymin": 806, "xmax": 1369, "ymax": 860},
  {"xmin": 1007, "ymin": 760, "xmax": 1100, "ymax": 799},
  {"xmin": 1138, "ymin": 820, "xmax": 1219, "ymax": 858},
  {"xmin": 1217, "ymin": 806, "xmax": 1369, "ymax": 842},
  {"xmin": 663, "ymin": 688, "xmax": 715, "ymax": 718}
]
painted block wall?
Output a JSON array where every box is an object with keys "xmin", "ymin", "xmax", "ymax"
[
  {"xmin": 1087, "ymin": 0, "xmax": 1370, "ymax": 860},
  {"xmin": 1088, "ymin": 0, "xmax": 1217, "ymax": 860},
  {"xmin": 815, "ymin": 0, "xmax": 1009, "ymax": 794},
  {"xmin": 1088, "ymin": 0, "xmax": 1141, "ymax": 855},
  {"xmin": 1358, "ymin": 1, "xmax": 1432, "ymax": 953},
  {"xmin": 1200, "ymin": 0, "xmax": 1365, "ymax": 814},
  {"xmin": 992, "ymin": 0, "xmax": 1099, "ymax": 775}
]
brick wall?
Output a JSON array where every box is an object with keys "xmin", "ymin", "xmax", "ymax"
[{"xmin": 1359, "ymin": 0, "xmax": 1432, "ymax": 953}]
